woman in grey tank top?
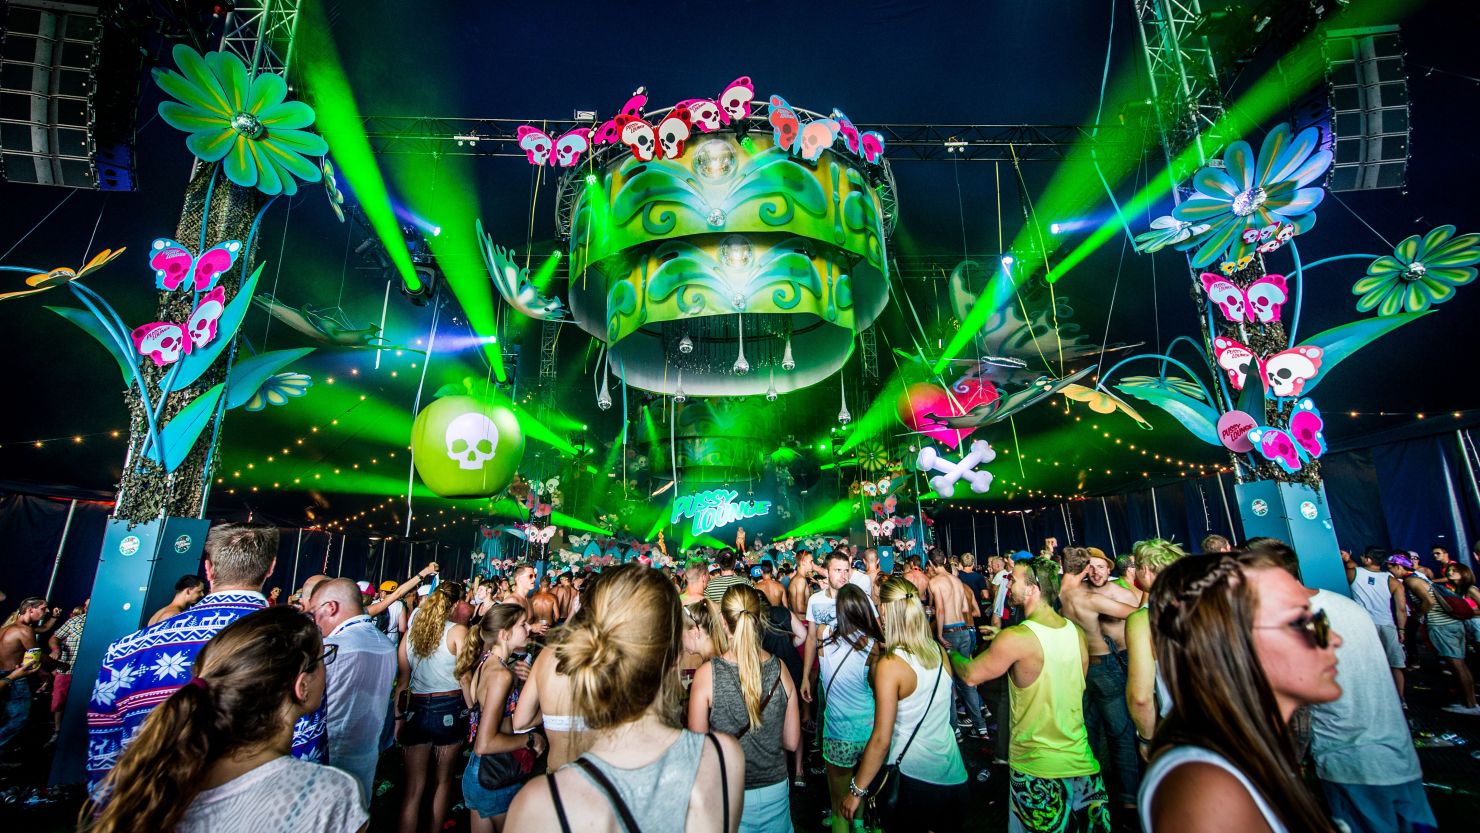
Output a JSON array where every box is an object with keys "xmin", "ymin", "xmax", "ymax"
[
  {"xmin": 689, "ymin": 584, "xmax": 801, "ymax": 833},
  {"xmin": 504, "ymin": 564, "xmax": 745, "ymax": 833}
]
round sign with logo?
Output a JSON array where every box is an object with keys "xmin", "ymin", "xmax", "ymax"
[
  {"xmin": 119, "ymin": 535, "xmax": 141, "ymax": 556},
  {"xmin": 1251, "ymin": 499, "xmax": 1269, "ymax": 517},
  {"xmin": 411, "ymin": 395, "xmax": 524, "ymax": 499},
  {"xmin": 174, "ymin": 534, "xmax": 192, "ymax": 554},
  {"xmin": 1299, "ymin": 501, "xmax": 1318, "ymax": 520},
  {"xmin": 1216, "ymin": 410, "xmax": 1258, "ymax": 453}
]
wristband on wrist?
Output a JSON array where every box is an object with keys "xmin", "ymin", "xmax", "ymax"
[
  {"xmin": 1136, "ymin": 732, "xmax": 1153, "ymax": 744},
  {"xmin": 848, "ymin": 778, "xmax": 868, "ymax": 798}
]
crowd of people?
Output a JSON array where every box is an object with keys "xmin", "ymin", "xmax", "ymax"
[{"xmin": 0, "ymin": 525, "xmax": 1474, "ymax": 832}]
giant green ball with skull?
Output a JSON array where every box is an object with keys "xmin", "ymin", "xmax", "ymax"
[{"xmin": 411, "ymin": 395, "xmax": 524, "ymax": 498}]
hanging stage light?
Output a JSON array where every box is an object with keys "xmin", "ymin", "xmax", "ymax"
[
  {"xmin": 781, "ymin": 335, "xmax": 795, "ymax": 370},
  {"xmin": 678, "ymin": 332, "xmax": 694, "ymax": 354},
  {"xmin": 765, "ymin": 370, "xmax": 778, "ymax": 401}
]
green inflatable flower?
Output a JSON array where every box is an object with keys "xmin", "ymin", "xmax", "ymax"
[
  {"xmin": 1353, "ymin": 225, "xmax": 1480, "ymax": 316},
  {"xmin": 154, "ymin": 44, "xmax": 327, "ymax": 196}
]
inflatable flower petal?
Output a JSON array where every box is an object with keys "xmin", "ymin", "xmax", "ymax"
[{"xmin": 1353, "ymin": 225, "xmax": 1480, "ymax": 316}]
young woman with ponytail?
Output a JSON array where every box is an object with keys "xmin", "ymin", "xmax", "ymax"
[
  {"xmin": 457, "ymin": 603, "xmax": 545, "ymax": 833},
  {"xmin": 689, "ymin": 584, "xmax": 800, "ymax": 833},
  {"xmin": 82, "ymin": 606, "xmax": 364, "ymax": 833},
  {"xmin": 395, "ymin": 584, "xmax": 468, "ymax": 833},
  {"xmin": 505, "ymin": 563, "xmax": 744, "ymax": 833},
  {"xmin": 1139, "ymin": 553, "xmax": 1344, "ymax": 833}
]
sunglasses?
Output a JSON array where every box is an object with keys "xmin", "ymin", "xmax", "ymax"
[{"xmin": 1254, "ymin": 608, "xmax": 1331, "ymax": 649}]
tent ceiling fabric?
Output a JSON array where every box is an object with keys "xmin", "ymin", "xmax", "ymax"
[{"xmin": 0, "ymin": 1, "xmax": 1475, "ymax": 544}]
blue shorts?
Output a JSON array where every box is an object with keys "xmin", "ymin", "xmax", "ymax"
[
  {"xmin": 399, "ymin": 693, "xmax": 466, "ymax": 747},
  {"xmin": 462, "ymin": 755, "xmax": 523, "ymax": 819},
  {"xmin": 1321, "ymin": 777, "xmax": 1437, "ymax": 833}
]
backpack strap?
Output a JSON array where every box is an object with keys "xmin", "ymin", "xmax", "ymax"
[
  {"xmin": 547, "ymin": 773, "xmax": 572, "ymax": 833},
  {"xmin": 707, "ymin": 732, "xmax": 730, "ymax": 833},
  {"xmin": 572, "ymin": 757, "xmax": 643, "ymax": 833},
  {"xmin": 892, "ymin": 654, "xmax": 943, "ymax": 766}
]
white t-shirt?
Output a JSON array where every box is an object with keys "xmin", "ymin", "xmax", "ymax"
[
  {"xmin": 808, "ymin": 586, "xmax": 876, "ymax": 639},
  {"xmin": 384, "ymin": 599, "xmax": 406, "ymax": 644},
  {"xmin": 991, "ymin": 570, "xmax": 1011, "ymax": 619},
  {"xmin": 177, "ymin": 756, "xmax": 367, "ymax": 833},
  {"xmin": 848, "ymin": 570, "xmax": 873, "ymax": 597}
]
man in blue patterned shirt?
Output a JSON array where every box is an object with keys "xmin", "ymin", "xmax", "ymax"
[{"xmin": 86, "ymin": 523, "xmax": 325, "ymax": 788}]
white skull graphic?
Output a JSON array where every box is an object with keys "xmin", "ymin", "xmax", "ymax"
[{"xmin": 445, "ymin": 412, "xmax": 499, "ymax": 470}]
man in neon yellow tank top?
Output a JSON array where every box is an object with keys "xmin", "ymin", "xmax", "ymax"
[{"xmin": 951, "ymin": 557, "xmax": 1111, "ymax": 833}]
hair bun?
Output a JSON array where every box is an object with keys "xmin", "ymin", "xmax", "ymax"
[{"xmin": 558, "ymin": 623, "xmax": 615, "ymax": 670}]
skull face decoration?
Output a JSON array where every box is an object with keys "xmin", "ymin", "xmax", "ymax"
[
  {"xmin": 412, "ymin": 395, "xmax": 524, "ymax": 498},
  {"xmin": 445, "ymin": 412, "xmax": 500, "ymax": 470}
]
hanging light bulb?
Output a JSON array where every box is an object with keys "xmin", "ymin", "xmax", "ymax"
[
  {"xmin": 673, "ymin": 369, "xmax": 687, "ymax": 403},
  {"xmin": 781, "ymin": 334, "xmax": 795, "ymax": 370},
  {"xmin": 765, "ymin": 370, "xmax": 778, "ymax": 401},
  {"xmin": 733, "ymin": 314, "xmax": 749, "ymax": 374},
  {"xmin": 678, "ymin": 332, "xmax": 694, "ymax": 354},
  {"xmin": 838, "ymin": 377, "xmax": 852, "ymax": 425}
]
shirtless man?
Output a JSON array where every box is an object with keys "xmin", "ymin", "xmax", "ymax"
[
  {"xmin": 148, "ymin": 574, "xmax": 205, "ymax": 625},
  {"xmin": 681, "ymin": 562, "xmax": 710, "ymax": 606},
  {"xmin": 787, "ymin": 550, "xmax": 818, "ymax": 620},
  {"xmin": 1058, "ymin": 546, "xmax": 1142, "ymax": 811},
  {"xmin": 903, "ymin": 555, "xmax": 931, "ymax": 604},
  {"xmin": 529, "ymin": 578, "xmax": 561, "ymax": 634},
  {"xmin": 552, "ymin": 573, "xmax": 578, "ymax": 621},
  {"xmin": 755, "ymin": 561, "xmax": 786, "ymax": 608},
  {"xmin": 927, "ymin": 551, "xmax": 989, "ymax": 737},
  {"xmin": 860, "ymin": 548, "xmax": 883, "ymax": 605},
  {"xmin": 502, "ymin": 564, "xmax": 550, "ymax": 636},
  {"xmin": 0, "ymin": 597, "xmax": 54, "ymax": 755}
]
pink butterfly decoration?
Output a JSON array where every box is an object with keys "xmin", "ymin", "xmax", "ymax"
[
  {"xmin": 831, "ymin": 110, "xmax": 886, "ymax": 164},
  {"xmin": 130, "ymin": 286, "xmax": 226, "ymax": 367},
  {"xmin": 149, "ymin": 238, "xmax": 241, "ymax": 292},
  {"xmin": 594, "ymin": 89, "xmax": 649, "ymax": 146},
  {"xmin": 1200, "ymin": 273, "xmax": 1288, "ymax": 324},
  {"xmin": 675, "ymin": 77, "xmax": 754, "ymax": 133},
  {"xmin": 515, "ymin": 126, "xmax": 593, "ymax": 167},
  {"xmin": 1213, "ymin": 337, "xmax": 1323, "ymax": 398}
]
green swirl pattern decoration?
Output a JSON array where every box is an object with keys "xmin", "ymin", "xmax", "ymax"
[{"xmin": 568, "ymin": 132, "xmax": 891, "ymax": 398}]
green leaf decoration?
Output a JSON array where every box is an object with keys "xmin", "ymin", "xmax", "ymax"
[
  {"xmin": 1294, "ymin": 311, "xmax": 1431, "ymax": 395},
  {"xmin": 48, "ymin": 305, "xmax": 133, "ymax": 383},
  {"xmin": 1114, "ymin": 384, "xmax": 1222, "ymax": 446},
  {"xmin": 164, "ymin": 263, "xmax": 263, "ymax": 392},
  {"xmin": 1237, "ymin": 362, "xmax": 1264, "ymax": 416},
  {"xmin": 145, "ymin": 382, "xmax": 226, "ymax": 471},
  {"xmin": 224, "ymin": 347, "xmax": 314, "ymax": 410}
]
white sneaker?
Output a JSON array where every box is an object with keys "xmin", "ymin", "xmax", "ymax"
[{"xmin": 1442, "ymin": 704, "xmax": 1480, "ymax": 715}]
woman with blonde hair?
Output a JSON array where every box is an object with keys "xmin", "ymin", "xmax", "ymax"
[
  {"xmin": 842, "ymin": 577, "xmax": 967, "ymax": 833},
  {"xmin": 458, "ymin": 603, "xmax": 545, "ymax": 832},
  {"xmin": 83, "ymin": 606, "xmax": 363, "ymax": 833},
  {"xmin": 395, "ymin": 584, "xmax": 468, "ymax": 833},
  {"xmin": 689, "ymin": 584, "xmax": 800, "ymax": 832},
  {"xmin": 680, "ymin": 598, "xmax": 729, "ymax": 695},
  {"xmin": 506, "ymin": 563, "xmax": 744, "ymax": 832}
]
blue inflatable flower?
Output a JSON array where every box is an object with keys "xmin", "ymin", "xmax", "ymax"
[
  {"xmin": 154, "ymin": 44, "xmax": 327, "ymax": 196},
  {"xmin": 1172, "ymin": 123, "xmax": 1332, "ymax": 268}
]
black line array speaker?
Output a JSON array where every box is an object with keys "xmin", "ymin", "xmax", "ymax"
[
  {"xmin": 0, "ymin": 1, "xmax": 143, "ymax": 190},
  {"xmin": 1322, "ymin": 24, "xmax": 1410, "ymax": 192}
]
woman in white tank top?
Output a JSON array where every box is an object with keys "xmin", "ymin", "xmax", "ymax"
[
  {"xmin": 1140, "ymin": 550, "xmax": 1343, "ymax": 833},
  {"xmin": 395, "ymin": 587, "xmax": 468, "ymax": 833}
]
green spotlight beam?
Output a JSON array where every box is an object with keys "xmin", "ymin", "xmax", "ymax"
[
  {"xmin": 777, "ymin": 500, "xmax": 856, "ymax": 539},
  {"xmin": 297, "ymin": 3, "xmax": 420, "ymax": 292}
]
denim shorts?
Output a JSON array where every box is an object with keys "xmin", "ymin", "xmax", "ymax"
[
  {"xmin": 399, "ymin": 693, "xmax": 467, "ymax": 747},
  {"xmin": 1429, "ymin": 620, "xmax": 1467, "ymax": 660},
  {"xmin": 462, "ymin": 755, "xmax": 524, "ymax": 819}
]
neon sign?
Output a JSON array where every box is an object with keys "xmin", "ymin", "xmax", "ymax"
[{"xmin": 671, "ymin": 489, "xmax": 771, "ymax": 537}]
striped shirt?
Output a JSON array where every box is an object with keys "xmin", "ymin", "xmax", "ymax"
[{"xmin": 704, "ymin": 573, "xmax": 754, "ymax": 605}]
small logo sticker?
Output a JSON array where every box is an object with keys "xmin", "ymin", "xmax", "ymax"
[
  {"xmin": 119, "ymin": 535, "xmax": 141, "ymax": 556},
  {"xmin": 1251, "ymin": 499, "xmax": 1269, "ymax": 517},
  {"xmin": 174, "ymin": 535, "xmax": 192, "ymax": 554},
  {"xmin": 1299, "ymin": 501, "xmax": 1318, "ymax": 520}
]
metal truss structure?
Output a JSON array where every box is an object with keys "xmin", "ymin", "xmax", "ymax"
[
  {"xmin": 219, "ymin": 0, "xmax": 301, "ymax": 77},
  {"xmin": 538, "ymin": 319, "xmax": 560, "ymax": 405},
  {"xmin": 859, "ymin": 325, "xmax": 879, "ymax": 381},
  {"xmin": 361, "ymin": 114, "xmax": 1120, "ymax": 163},
  {"xmin": 1134, "ymin": 0, "xmax": 1227, "ymax": 185}
]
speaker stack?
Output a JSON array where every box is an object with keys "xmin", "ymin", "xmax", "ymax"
[{"xmin": 1322, "ymin": 24, "xmax": 1411, "ymax": 192}]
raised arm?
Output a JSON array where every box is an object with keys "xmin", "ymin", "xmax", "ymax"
[{"xmin": 367, "ymin": 562, "xmax": 440, "ymax": 616}]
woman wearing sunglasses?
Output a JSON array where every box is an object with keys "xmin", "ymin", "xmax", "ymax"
[
  {"xmin": 83, "ymin": 606, "xmax": 364, "ymax": 833},
  {"xmin": 1140, "ymin": 553, "xmax": 1342, "ymax": 833}
]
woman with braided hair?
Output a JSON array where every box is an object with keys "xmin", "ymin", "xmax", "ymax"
[
  {"xmin": 82, "ymin": 606, "xmax": 363, "ymax": 833},
  {"xmin": 1140, "ymin": 553, "xmax": 1344, "ymax": 833}
]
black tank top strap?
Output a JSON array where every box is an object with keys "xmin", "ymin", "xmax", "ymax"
[
  {"xmin": 573, "ymin": 757, "xmax": 644, "ymax": 833},
  {"xmin": 707, "ymin": 732, "xmax": 729, "ymax": 832},
  {"xmin": 547, "ymin": 772, "xmax": 572, "ymax": 833}
]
